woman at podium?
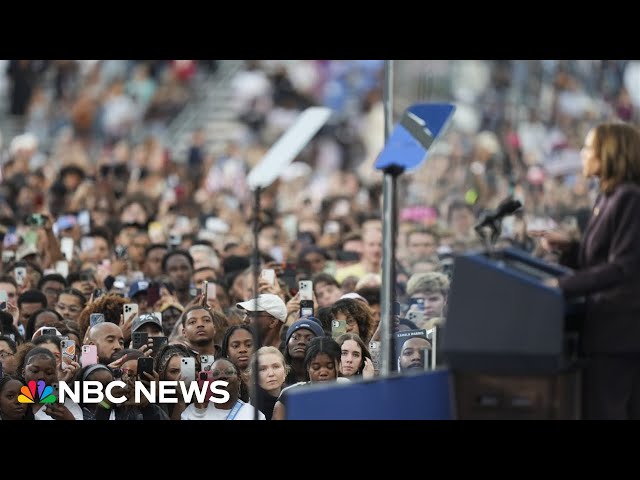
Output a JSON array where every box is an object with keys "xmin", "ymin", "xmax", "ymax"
[{"xmin": 535, "ymin": 122, "xmax": 640, "ymax": 420}]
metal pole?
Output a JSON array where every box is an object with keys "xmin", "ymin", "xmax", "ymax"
[
  {"xmin": 380, "ymin": 60, "xmax": 399, "ymax": 377},
  {"xmin": 251, "ymin": 186, "xmax": 262, "ymax": 420}
]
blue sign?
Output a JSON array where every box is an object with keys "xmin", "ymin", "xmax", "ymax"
[
  {"xmin": 286, "ymin": 369, "xmax": 453, "ymax": 420},
  {"xmin": 375, "ymin": 103, "xmax": 456, "ymax": 171}
]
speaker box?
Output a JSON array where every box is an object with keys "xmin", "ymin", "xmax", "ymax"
[{"xmin": 453, "ymin": 370, "xmax": 581, "ymax": 420}]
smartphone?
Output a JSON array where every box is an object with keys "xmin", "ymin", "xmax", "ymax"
[
  {"xmin": 80, "ymin": 237, "xmax": 95, "ymax": 253},
  {"xmin": 198, "ymin": 370, "xmax": 215, "ymax": 401},
  {"xmin": 92, "ymin": 288, "xmax": 104, "ymax": 300},
  {"xmin": 61, "ymin": 339, "xmax": 76, "ymax": 370},
  {"xmin": 324, "ymin": 221, "xmax": 340, "ymax": 235},
  {"xmin": 200, "ymin": 355, "xmax": 214, "ymax": 372},
  {"xmin": 203, "ymin": 280, "xmax": 209, "ymax": 304},
  {"xmin": 180, "ymin": 357, "xmax": 196, "ymax": 382},
  {"xmin": 132, "ymin": 331, "xmax": 149, "ymax": 350},
  {"xmin": 299, "ymin": 280, "xmax": 313, "ymax": 301},
  {"xmin": 0, "ymin": 291, "xmax": 7, "ymax": 311},
  {"xmin": 14, "ymin": 267, "xmax": 27, "ymax": 287},
  {"xmin": 369, "ymin": 341, "xmax": 381, "ymax": 374},
  {"xmin": 123, "ymin": 303, "xmax": 139, "ymax": 320},
  {"xmin": 151, "ymin": 336, "xmax": 168, "ymax": 352},
  {"xmin": 1, "ymin": 250, "xmax": 15, "ymax": 264},
  {"xmin": 80, "ymin": 345, "xmax": 98, "ymax": 367},
  {"xmin": 407, "ymin": 310, "xmax": 425, "ymax": 326},
  {"xmin": 281, "ymin": 263, "xmax": 298, "ymax": 296},
  {"xmin": 260, "ymin": 269, "xmax": 276, "ymax": 285},
  {"xmin": 26, "ymin": 213, "xmax": 46, "ymax": 227},
  {"xmin": 77, "ymin": 209, "xmax": 91, "ymax": 234},
  {"xmin": 300, "ymin": 299, "xmax": 314, "ymax": 318},
  {"xmin": 137, "ymin": 357, "xmax": 154, "ymax": 380},
  {"xmin": 146, "ymin": 283, "xmax": 161, "ymax": 307},
  {"xmin": 336, "ymin": 251, "xmax": 360, "ymax": 262},
  {"xmin": 42, "ymin": 327, "xmax": 58, "ymax": 337},
  {"xmin": 59, "ymin": 237, "xmax": 74, "ymax": 262},
  {"xmin": 55, "ymin": 260, "xmax": 69, "ymax": 278},
  {"xmin": 331, "ymin": 319, "xmax": 347, "ymax": 339},
  {"xmin": 89, "ymin": 313, "xmax": 105, "ymax": 328},
  {"xmin": 206, "ymin": 282, "xmax": 217, "ymax": 302},
  {"xmin": 168, "ymin": 233, "xmax": 182, "ymax": 248}
]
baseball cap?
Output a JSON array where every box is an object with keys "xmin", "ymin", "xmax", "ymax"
[
  {"xmin": 16, "ymin": 244, "xmax": 38, "ymax": 261},
  {"xmin": 236, "ymin": 294, "xmax": 287, "ymax": 323},
  {"xmin": 128, "ymin": 280, "xmax": 150, "ymax": 298},
  {"xmin": 132, "ymin": 313, "xmax": 163, "ymax": 333},
  {"xmin": 340, "ymin": 292, "xmax": 369, "ymax": 305},
  {"xmin": 285, "ymin": 317, "xmax": 324, "ymax": 344}
]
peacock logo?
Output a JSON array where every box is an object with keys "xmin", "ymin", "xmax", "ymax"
[{"xmin": 18, "ymin": 380, "xmax": 57, "ymax": 404}]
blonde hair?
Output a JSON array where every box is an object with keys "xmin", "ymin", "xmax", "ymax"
[
  {"xmin": 593, "ymin": 122, "xmax": 640, "ymax": 193},
  {"xmin": 406, "ymin": 272, "xmax": 450, "ymax": 298},
  {"xmin": 247, "ymin": 346, "xmax": 290, "ymax": 377}
]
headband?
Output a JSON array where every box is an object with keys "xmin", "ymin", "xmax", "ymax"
[{"xmin": 81, "ymin": 364, "xmax": 111, "ymax": 382}]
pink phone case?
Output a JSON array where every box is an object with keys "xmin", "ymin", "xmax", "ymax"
[{"xmin": 80, "ymin": 345, "xmax": 98, "ymax": 367}]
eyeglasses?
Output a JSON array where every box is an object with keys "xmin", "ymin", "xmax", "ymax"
[
  {"xmin": 210, "ymin": 368, "xmax": 237, "ymax": 378},
  {"xmin": 0, "ymin": 351, "xmax": 15, "ymax": 359}
]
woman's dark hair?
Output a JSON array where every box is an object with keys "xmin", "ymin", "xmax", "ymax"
[
  {"xmin": 24, "ymin": 347, "xmax": 56, "ymax": 368},
  {"xmin": 219, "ymin": 324, "xmax": 255, "ymax": 402},
  {"xmin": 0, "ymin": 375, "xmax": 33, "ymax": 420},
  {"xmin": 0, "ymin": 311, "xmax": 23, "ymax": 345},
  {"xmin": 59, "ymin": 287, "xmax": 87, "ymax": 307},
  {"xmin": 303, "ymin": 337, "xmax": 341, "ymax": 382},
  {"xmin": 32, "ymin": 334, "xmax": 62, "ymax": 351},
  {"xmin": 220, "ymin": 324, "xmax": 255, "ymax": 360},
  {"xmin": 0, "ymin": 335, "xmax": 17, "ymax": 353},
  {"xmin": 154, "ymin": 343, "xmax": 197, "ymax": 380},
  {"xmin": 335, "ymin": 333, "xmax": 371, "ymax": 376},
  {"xmin": 329, "ymin": 298, "xmax": 373, "ymax": 343},
  {"xmin": 25, "ymin": 309, "xmax": 64, "ymax": 340},
  {"xmin": 315, "ymin": 307, "xmax": 333, "ymax": 336},
  {"xmin": 110, "ymin": 348, "xmax": 143, "ymax": 363},
  {"xmin": 76, "ymin": 294, "xmax": 130, "ymax": 340}
]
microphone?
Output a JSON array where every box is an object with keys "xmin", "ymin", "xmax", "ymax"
[{"xmin": 475, "ymin": 197, "xmax": 523, "ymax": 231}]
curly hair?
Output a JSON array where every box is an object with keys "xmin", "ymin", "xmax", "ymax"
[
  {"xmin": 77, "ymin": 294, "xmax": 130, "ymax": 340},
  {"xmin": 329, "ymin": 298, "xmax": 373, "ymax": 343}
]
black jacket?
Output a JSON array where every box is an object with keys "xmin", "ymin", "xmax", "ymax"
[{"xmin": 559, "ymin": 183, "xmax": 640, "ymax": 353}]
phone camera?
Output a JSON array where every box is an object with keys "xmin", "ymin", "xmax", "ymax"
[{"xmin": 332, "ymin": 320, "xmax": 338, "ymax": 327}]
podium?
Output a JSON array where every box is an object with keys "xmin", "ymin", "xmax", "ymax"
[
  {"xmin": 442, "ymin": 248, "xmax": 584, "ymax": 419},
  {"xmin": 442, "ymin": 247, "xmax": 582, "ymax": 373}
]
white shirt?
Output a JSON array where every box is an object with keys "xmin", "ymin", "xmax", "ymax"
[
  {"xmin": 34, "ymin": 398, "xmax": 84, "ymax": 421},
  {"xmin": 181, "ymin": 400, "xmax": 266, "ymax": 420}
]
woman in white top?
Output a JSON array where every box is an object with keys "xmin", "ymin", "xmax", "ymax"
[
  {"xmin": 22, "ymin": 347, "xmax": 83, "ymax": 420},
  {"xmin": 181, "ymin": 358, "xmax": 265, "ymax": 420}
]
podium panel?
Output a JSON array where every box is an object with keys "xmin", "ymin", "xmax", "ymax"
[{"xmin": 442, "ymin": 248, "xmax": 579, "ymax": 373}]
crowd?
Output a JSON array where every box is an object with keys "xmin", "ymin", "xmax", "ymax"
[{"xmin": 0, "ymin": 60, "xmax": 636, "ymax": 420}]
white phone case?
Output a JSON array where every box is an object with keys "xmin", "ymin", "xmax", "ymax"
[
  {"xmin": 180, "ymin": 357, "xmax": 196, "ymax": 382},
  {"xmin": 299, "ymin": 280, "xmax": 313, "ymax": 301}
]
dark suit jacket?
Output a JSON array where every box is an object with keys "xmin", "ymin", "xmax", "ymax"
[{"xmin": 558, "ymin": 183, "xmax": 640, "ymax": 354}]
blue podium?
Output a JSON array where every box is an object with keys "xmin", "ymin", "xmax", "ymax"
[{"xmin": 442, "ymin": 248, "xmax": 582, "ymax": 374}]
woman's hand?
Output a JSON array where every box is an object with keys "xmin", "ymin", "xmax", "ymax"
[
  {"xmin": 362, "ymin": 357, "xmax": 375, "ymax": 379},
  {"xmin": 529, "ymin": 230, "xmax": 573, "ymax": 253}
]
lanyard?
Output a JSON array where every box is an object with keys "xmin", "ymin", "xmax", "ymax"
[{"xmin": 225, "ymin": 400, "xmax": 243, "ymax": 420}]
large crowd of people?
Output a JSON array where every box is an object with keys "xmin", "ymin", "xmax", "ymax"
[{"xmin": 0, "ymin": 60, "xmax": 636, "ymax": 420}]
